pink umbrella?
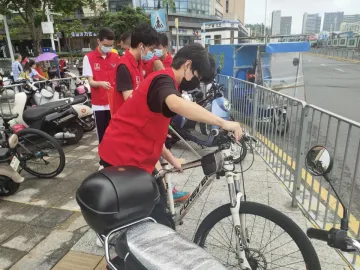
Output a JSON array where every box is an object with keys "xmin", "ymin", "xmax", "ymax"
[{"xmin": 35, "ymin": 52, "xmax": 58, "ymax": 62}]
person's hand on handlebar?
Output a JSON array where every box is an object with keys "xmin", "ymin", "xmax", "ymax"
[{"xmin": 221, "ymin": 121, "xmax": 243, "ymax": 142}]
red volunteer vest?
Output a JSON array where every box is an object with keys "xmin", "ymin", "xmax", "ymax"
[
  {"xmin": 99, "ymin": 68, "xmax": 179, "ymax": 174},
  {"xmin": 112, "ymin": 50, "xmax": 144, "ymax": 113},
  {"xmin": 142, "ymin": 56, "xmax": 158, "ymax": 78},
  {"xmin": 162, "ymin": 53, "xmax": 173, "ymax": 68},
  {"xmin": 86, "ymin": 49, "xmax": 119, "ymax": 105}
]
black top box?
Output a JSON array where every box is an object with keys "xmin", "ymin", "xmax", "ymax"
[{"xmin": 76, "ymin": 166, "xmax": 160, "ymax": 235}]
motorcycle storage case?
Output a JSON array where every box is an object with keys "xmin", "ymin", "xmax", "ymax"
[{"xmin": 76, "ymin": 166, "xmax": 160, "ymax": 235}]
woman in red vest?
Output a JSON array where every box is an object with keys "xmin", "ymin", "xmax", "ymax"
[{"xmin": 99, "ymin": 43, "xmax": 242, "ymax": 227}]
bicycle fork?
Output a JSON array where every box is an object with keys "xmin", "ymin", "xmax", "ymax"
[{"xmin": 227, "ymin": 171, "xmax": 251, "ymax": 270}]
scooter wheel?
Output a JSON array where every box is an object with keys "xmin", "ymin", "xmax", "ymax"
[
  {"xmin": 0, "ymin": 176, "xmax": 20, "ymax": 196},
  {"xmin": 66, "ymin": 122, "xmax": 84, "ymax": 145}
]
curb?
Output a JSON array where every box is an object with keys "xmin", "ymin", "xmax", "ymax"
[{"xmin": 306, "ymin": 53, "xmax": 360, "ymax": 64}]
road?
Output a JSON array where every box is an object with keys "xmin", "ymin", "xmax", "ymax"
[
  {"xmin": 249, "ymin": 53, "xmax": 360, "ymax": 224},
  {"xmin": 302, "ymin": 54, "xmax": 360, "ymax": 123}
]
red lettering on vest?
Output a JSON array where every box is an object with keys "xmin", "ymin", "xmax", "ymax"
[
  {"xmin": 86, "ymin": 49, "xmax": 120, "ymax": 106},
  {"xmin": 99, "ymin": 68, "xmax": 179, "ymax": 174}
]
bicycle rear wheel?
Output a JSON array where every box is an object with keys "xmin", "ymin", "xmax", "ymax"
[
  {"xmin": 15, "ymin": 128, "xmax": 66, "ymax": 178},
  {"xmin": 194, "ymin": 201, "xmax": 321, "ymax": 270}
]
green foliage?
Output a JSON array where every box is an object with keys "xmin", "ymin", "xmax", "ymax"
[
  {"xmin": 55, "ymin": 19, "xmax": 85, "ymax": 38},
  {"xmin": 88, "ymin": 6, "xmax": 150, "ymax": 40}
]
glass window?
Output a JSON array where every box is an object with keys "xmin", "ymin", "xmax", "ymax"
[{"xmin": 349, "ymin": 39, "xmax": 355, "ymax": 46}]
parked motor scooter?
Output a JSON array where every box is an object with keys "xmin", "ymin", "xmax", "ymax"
[
  {"xmin": 8, "ymin": 91, "xmax": 85, "ymax": 145},
  {"xmin": 22, "ymin": 80, "xmax": 95, "ymax": 132},
  {"xmin": 0, "ymin": 133, "xmax": 25, "ymax": 196},
  {"xmin": 63, "ymin": 71, "xmax": 91, "ymax": 107},
  {"xmin": 167, "ymin": 66, "xmax": 247, "ymax": 163}
]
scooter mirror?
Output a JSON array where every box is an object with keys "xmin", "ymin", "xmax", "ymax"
[
  {"xmin": 293, "ymin": 58, "xmax": 300, "ymax": 67},
  {"xmin": 305, "ymin": 146, "xmax": 333, "ymax": 177}
]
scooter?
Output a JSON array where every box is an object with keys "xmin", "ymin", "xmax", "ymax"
[
  {"xmin": 24, "ymin": 80, "xmax": 95, "ymax": 132},
  {"xmin": 64, "ymin": 71, "xmax": 91, "ymax": 107},
  {"xmin": 8, "ymin": 91, "xmax": 85, "ymax": 145},
  {"xmin": 0, "ymin": 133, "xmax": 25, "ymax": 196},
  {"xmin": 167, "ymin": 68, "xmax": 247, "ymax": 163}
]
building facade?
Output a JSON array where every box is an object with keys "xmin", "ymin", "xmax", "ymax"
[
  {"xmin": 302, "ymin": 13, "xmax": 321, "ymax": 34},
  {"xmin": 340, "ymin": 21, "xmax": 360, "ymax": 35},
  {"xmin": 271, "ymin": 10, "xmax": 281, "ymax": 36},
  {"xmin": 323, "ymin": 12, "xmax": 344, "ymax": 32},
  {"xmin": 280, "ymin": 16, "xmax": 292, "ymax": 35},
  {"xmin": 343, "ymin": 14, "xmax": 360, "ymax": 24},
  {"xmin": 201, "ymin": 20, "xmax": 248, "ymax": 45},
  {"xmin": 219, "ymin": 0, "xmax": 245, "ymax": 23}
]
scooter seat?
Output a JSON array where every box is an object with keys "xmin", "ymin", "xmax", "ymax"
[
  {"xmin": 23, "ymin": 104, "xmax": 66, "ymax": 122},
  {"xmin": 116, "ymin": 221, "xmax": 227, "ymax": 270},
  {"xmin": 72, "ymin": 95, "xmax": 87, "ymax": 105},
  {"xmin": 0, "ymin": 148, "xmax": 10, "ymax": 159},
  {"xmin": 1, "ymin": 113, "xmax": 19, "ymax": 122}
]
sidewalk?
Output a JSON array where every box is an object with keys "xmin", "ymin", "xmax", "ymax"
[{"xmin": 0, "ymin": 131, "xmax": 349, "ymax": 270}]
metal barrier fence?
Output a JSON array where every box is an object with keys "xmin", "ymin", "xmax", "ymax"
[
  {"xmin": 0, "ymin": 76, "xmax": 81, "ymax": 116},
  {"xmin": 310, "ymin": 47, "xmax": 360, "ymax": 61},
  {"xmin": 218, "ymin": 74, "xmax": 360, "ymax": 266}
]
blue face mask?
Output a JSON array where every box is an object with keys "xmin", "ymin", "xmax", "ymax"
[
  {"xmin": 154, "ymin": 49, "xmax": 164, "ymax": 58},
  {"xmin": 142, "ymin": 51, "xmax": 154, "ymax": 61},
  {"xmin": 101, "ymin": 45, "xmax": 113, "ymax": 54}
]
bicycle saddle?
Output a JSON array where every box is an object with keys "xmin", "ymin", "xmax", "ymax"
[{"xmin": 115, "ymin": 221, "xmax": 227, "ymax": 270}]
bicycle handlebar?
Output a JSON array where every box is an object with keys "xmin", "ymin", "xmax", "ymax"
[
  {"xmin": 307, "ymin": 227, "xmax": 360, "ymax": 253},
  {"xmin": 307, "ymin": 228, "xmax": 329, "ymax": 242}
]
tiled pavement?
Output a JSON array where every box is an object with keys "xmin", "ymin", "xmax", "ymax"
[{"xmin": 0, "ymin": 131, "xmax": 350, "ymax": 269}]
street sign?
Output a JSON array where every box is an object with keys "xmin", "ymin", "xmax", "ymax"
[
  {"xmin": 151, "ymin": 9, "xmax": 167, "ymax": 32},
  {"xmin": 42, "ymin": 47, "xmax": 53, "ymax": 53},
  {"xmin": 41, "ymin": 22, "xmax": 54, "ymax": 34}
]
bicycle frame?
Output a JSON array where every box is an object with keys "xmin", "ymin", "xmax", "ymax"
[{"xmin": 161, "ymin": 147, "xmax": 252, "ymax": 269}]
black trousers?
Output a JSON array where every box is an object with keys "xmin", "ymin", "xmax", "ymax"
[
  {"xmin": 94, "ymin": 110, "xmax": 111, "ymax": 144},
  {"xmin": 100, "ymin": 160, "xmax": 175, "ymax": 229}
]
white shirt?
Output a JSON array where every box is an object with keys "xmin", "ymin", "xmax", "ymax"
[{"xmin": 82, "ymin": 55, "xmax": 110, "ymax": 112}]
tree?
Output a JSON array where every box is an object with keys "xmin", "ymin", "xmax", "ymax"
[
  {"xmin": 158, "ymin": 0, "xmax": 176, "ymax": 13},
  {"xmin": 0, "ymin": 0, "xmax": 102, "ymax": 55},
  {"xmin": 55, "ymin": 19, "xmax": 85, "ymax": 52},
  {"xmin": 88, "ymin": 6, "xmax": 150, "ymax": 41}
]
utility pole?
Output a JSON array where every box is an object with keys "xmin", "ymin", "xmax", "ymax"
[
  {"xmin": 263, "ymin": 0, "xmax": 268, "ymax": 43},
  {"xmin": 45, "ymin": 5, "xmax": 56, "ymax": 52},
  {"xmin": 2, "ymin": 15, "xmax": 14, "ymax": 61},
  {"xmin": 166, "ymin": 3, "xmax": 172, "ymax": 51}
]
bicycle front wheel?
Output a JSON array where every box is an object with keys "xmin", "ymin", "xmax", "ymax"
[
  {"xmin": 194, "ymin": 201, "xmax": 321, "ymax": 270},
  {"xmin": 15, "ymin": 128, "xmax": 66, "ymax": 178}
]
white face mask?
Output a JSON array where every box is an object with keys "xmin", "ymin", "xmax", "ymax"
[{"xmin": 101, "ymin": 45, "xmax": 113, "ymax": 54}]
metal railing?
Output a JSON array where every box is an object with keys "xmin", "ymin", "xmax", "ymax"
[
  {"xmin": 0, "ymin": 76, "xmax": 81, "ymax": 116},
  {"xmin": 218, "ymin": 74, "xmax": 360, "ymax": 266},
  {"xmin": 310, "ymin": 47, "xmax": 360, "ymax": 61}
]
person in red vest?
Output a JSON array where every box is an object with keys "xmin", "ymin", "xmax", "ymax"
[
  {"xmin": 98, "ymin": 43, "xmax": 243, "ymax": 228},
  {"xmin": 112, "ymin": 23, "xmax": 158, "ymax": 114},
  {"xmin": 154, "ymin": 33, "xmax": 173, "ymax": 68},
  {"xmin": 82, "ymin": 27, "xmax": 120, "ymax": 145},
  {"xmin": 119, "ymin": 30, "xmax": 131, "ymax": 54}
]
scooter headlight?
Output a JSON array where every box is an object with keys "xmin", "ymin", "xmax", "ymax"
[{"xmin": 223, "ymin": 99, "xmax": 231, "ymax": 111}]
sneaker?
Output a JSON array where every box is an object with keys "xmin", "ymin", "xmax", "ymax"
[
  {"xmin": 96, "ymin": 236, "xmax": 103, "ymax": 247},
  {"xmin": 98, "ymin": 165, "xmax": 104, "ymax": 171},
  {"xmin": 172, "ymin": 187, "xmax": 190, "ymax": 202}
]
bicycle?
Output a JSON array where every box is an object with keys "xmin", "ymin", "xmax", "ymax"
[
  {"xmin": 0, "ymin": 114, "xmax": 66, "ymax": 178},
  {"xmin": 88, "ymin": 130, "xmax": 321, "ymax": 269},
  {"xmin": 305, "ymin": 146, "xmax": 360, "ymax": 255}
]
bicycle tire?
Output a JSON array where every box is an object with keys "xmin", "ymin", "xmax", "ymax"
[
  {"xmin": 16, "ymin": 128, "xmax": 66, "ymax": 178},
  {"xmin": 194, "ymin": 201, "xmax": 321, "ymax": 270}
]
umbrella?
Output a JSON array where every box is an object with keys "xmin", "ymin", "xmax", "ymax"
[{"xmin": 35, "ymin": 52, "xmax": 58, "ymax": 62}]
